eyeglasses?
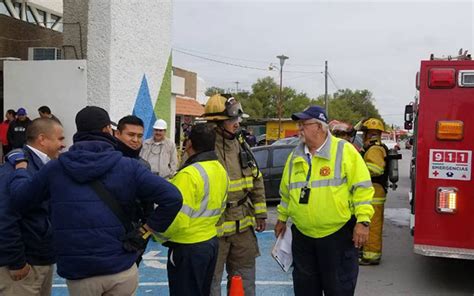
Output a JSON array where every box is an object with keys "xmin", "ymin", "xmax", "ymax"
[{"xmin": 297, "ymin": 121, "xmax": 319, "ymax": 128}]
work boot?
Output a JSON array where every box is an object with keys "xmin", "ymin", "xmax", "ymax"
[{"xmin": 359, "ymin": 258, "xmax": 380, "ymax": 266}]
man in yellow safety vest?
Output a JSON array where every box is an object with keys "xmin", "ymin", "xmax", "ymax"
[
  {"xmin": 275, "ymin": 106, "xmax": 374, "ymax": 295},
  {"xmin": 162, "ymin": 123, "xmax": 229, "ymax": 296}
]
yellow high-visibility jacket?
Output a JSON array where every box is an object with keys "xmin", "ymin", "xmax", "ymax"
[
  {"xmin": 214, "ymin": 132, "xmax": 267, "ymax": 237},
  {"xmin": 162, "ymin": 155, "xmax": 229, "ymax": 244},
  {"xmin": 277, "ymin": 135, "xmax": 374, "ymax": 238}
]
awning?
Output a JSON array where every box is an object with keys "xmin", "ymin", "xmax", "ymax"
[{"xmin": 176, "ymin": 96, "xmax": 205, "ymax": 117}]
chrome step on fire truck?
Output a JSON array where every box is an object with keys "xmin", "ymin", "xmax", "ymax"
[{"xmin": 404, "ymin": 50, "xmax": 474, "ymax": 260}]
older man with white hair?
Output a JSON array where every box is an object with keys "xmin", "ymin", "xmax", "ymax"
[
  {"xmin": 275, "ymin": 105, "xmax": 374, "ymax": 296},
  {"xmin": 140, "ymin": 119, "xmax": 178, "ymax": 179}
]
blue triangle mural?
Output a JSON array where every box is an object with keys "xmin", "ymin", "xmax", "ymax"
[{"xmin": 133, "ymin": 75, "xmax": 156, "ymax": 139}]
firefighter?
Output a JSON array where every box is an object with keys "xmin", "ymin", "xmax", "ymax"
[
  {"xmin": 203, "ymin": 94, "xmax": 267, "ymax": 296},
  {"xmin": 358, "ymin": 118, "xmax": 388, "ymax": 265},
  {"xmin": 329, "ymin": 120, "xmax": 355, "ymax": 142}
]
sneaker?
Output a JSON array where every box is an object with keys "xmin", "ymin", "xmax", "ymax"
[{"xmin": 359, "ymin": 258, "xmax": 380, "ymax": 266}]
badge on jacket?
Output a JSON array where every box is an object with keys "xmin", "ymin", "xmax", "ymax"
[{"xmin": 320, "ymin": 166, "xmax": 331, "ymax": 176}]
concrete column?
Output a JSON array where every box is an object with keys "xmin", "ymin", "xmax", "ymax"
[{"xmin": 64, "ymin": 0, "xmax": 173, "ymax": 138}]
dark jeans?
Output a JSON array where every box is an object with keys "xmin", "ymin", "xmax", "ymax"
[
  {"xmin": 167, "ymin": 237, "xmax": 219, "ymax": 296},
  {"xmin": 292, "ymin": 218, "xmax": 358, "ymax": 296}
]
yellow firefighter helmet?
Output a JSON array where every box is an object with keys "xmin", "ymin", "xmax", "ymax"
[
  {"xmin": 202, "ymin": 94, "xmax": 247, "ymax": 121},
  {"xmin": 361, "ymin": 118, "xmax": 385, "ymax": 132}
]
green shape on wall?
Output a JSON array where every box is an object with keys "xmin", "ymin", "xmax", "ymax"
[{"xmin": 154, "ymin": 53, "xmax": 172, "ymax": 136}]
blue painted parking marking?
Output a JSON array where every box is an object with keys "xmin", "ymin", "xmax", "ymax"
[{"xmin": 51, "ymin": 231, "xmax": 293, "ymax": 295}]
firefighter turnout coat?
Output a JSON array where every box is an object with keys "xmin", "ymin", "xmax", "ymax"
[
  {"xmin": 277, "ymin": 135, "xmax": 375, "ymax": 238},
  {"xmin": 362, "ymin": 144, "xmax": 387, "ymax": 203},
  {"xmin": 214, "ymin": 133, "xmax": 267, "ymax": 237}
]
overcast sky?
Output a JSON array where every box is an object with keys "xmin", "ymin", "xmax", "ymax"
[{"xmin": 172, "ymin": 1, "xmax": 473, "ymax": 125}]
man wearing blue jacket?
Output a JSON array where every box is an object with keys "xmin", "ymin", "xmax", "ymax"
[
  {"xmin": 7, "ymin": 106, "xmax": 183, "ymax": 296},
  {"xmin": 0, "ymin": 118, "xmax": 65, "ymax": 296}
]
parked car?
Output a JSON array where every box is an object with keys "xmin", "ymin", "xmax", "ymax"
[
  {"xmin": 271, "ymin": 136, "xmax": 300, "ymax": 146},
  {"xmin": 256, "ymin": 134, "xmax": 266, "ymax": 146},
  {"xmin": 251, "ymin": 144, "xmax": 297, "ymax": 201},
  {"xmin": 382, "ymin": 139, "xmax": 400, "ymax": 150}
]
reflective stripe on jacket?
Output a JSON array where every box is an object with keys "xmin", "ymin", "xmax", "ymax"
[
  {"xmin": 163, "ymin": 160, "xmax": 229, "ymax": 244},
  {"xmin": 215, "ymin": 132, "xmax": 267, "ymax": 237},
  {"xmin": 277, "ymin": 135, "xmax": 374, "ymax": 238}
]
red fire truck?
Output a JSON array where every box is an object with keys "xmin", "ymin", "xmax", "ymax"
[{"xmin": 404, "ymin": 51, "xmax": 474, "ymax": 260}]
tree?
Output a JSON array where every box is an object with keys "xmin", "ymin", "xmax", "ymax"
[
  {"xmin": 205, "ymin": 86, "xmax": 225, "ymax": 96},
  {"xmin": 314, "ymin": 89, "xmax": 381, "ymax": 124},
  {"xmin": 240, "ymin": 77, "xmax": 313, "ymax": 118}
]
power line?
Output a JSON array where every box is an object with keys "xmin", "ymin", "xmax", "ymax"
[
  {"xmin": 174, "ymin": 46, "xmax": 325, "ymax": 69},
  {"xmin": 174, "ymin": 47, "xmax": 324, "ymax": 74},
  {"xmin": 173, "ymin": 46, "xmax": 271, "ymax": 65},
  {"xmin": 327, "ymin": 71, "xmax": 341, "ymax": 90},
  {"xmin": 173, "ymin": 48, "xmax": 270, "ymax": 71}
]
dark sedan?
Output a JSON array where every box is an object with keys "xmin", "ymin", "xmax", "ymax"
[{"xmin": 251, "ymin": 144, "xmax": 297, "ymax": 201}]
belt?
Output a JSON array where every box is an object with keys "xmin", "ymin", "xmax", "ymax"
[{"xmin": 226, "ymin": 195, "xmax": 249, "ymax": 209}]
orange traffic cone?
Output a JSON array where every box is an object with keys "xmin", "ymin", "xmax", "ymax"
[{"xmin": 229, "ymin": 275, "xmax": 245, "ymax": 296}]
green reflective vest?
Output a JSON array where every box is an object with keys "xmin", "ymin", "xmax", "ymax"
[
  {"xmin": 277, "ymin": 135, "xmax": 375, "ymax": 238},
  {"xmin": 162, "ymin": 159, "xmax": 228, "ymax": 244}
]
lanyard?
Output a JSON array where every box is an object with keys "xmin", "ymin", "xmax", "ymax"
[{"xmin": 305, "ymin": 153, "xmax": 312, "ymax": 186}]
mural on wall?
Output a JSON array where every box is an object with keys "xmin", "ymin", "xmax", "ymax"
[
  {"xmin": 132, "ymin": 54, "xmax": 172, "ymax": 138},
  {"xmin": 153, "ymin": 54, "xmax": 172, "ymax": 136},
  {"xmin": 132, "ymin": 75, "xmax": 156, "ymax": 139}
]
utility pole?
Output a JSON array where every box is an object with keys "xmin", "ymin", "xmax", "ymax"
[
  {"xmin": 276, "ymin": 55, "xmax": 289, "ymax": 140},
  {"xmin": 324, "ymin": 60, "xmax": 328, "ymax": 117},
  {"xmin": 234, "ymin": 81, "xmax": 240, "ymax": 93}
]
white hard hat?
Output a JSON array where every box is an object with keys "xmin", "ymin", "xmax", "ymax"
[{"xmin": 153, "ymin": 119, "xmax": 167, "ymax": 130}]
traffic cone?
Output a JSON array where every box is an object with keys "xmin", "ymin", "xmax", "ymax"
[{"xmin": 229, "ymin": 275, "xmax": 244, "ymax": 296}]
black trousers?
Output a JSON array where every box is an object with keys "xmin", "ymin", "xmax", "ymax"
[
  {"xmin": 167, "ymin": 236, "xmax": 219, "ymax": 296},
  {"xmin": 292, "ymin": 218, "xmax": 358, "ymax": 296}
]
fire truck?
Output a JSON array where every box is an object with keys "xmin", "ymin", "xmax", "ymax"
[{"xmin": 404, "ymin": 50, "xmax": 474, "ymax": 260}]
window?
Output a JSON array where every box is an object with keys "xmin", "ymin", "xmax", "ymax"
[
  {"xmin": 253, "ymin": 150, "xmax": 269, "ymax": 169},
  {"xmin": 272, "ymin": 147, "xmax": 293, "ymax": 167}
]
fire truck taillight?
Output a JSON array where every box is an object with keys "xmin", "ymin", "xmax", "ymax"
[
  {"xmin": 436, "ymin": 187, "xmax": 457, "ymax": 213},
  {"xmin": 436, "ymin": 120, "xmax": 463, "ymax": 140},
  {"xmin": 429, "ymin": 68, "xmax": 456, "ymax": 88}
]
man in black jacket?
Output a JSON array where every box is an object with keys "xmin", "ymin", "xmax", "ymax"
[
  {"xmin": 115, "ymin": 115, "xmax": 153, "ymax": 265},
  {"xmin": 0, "ymin": 118, "xmax": 65, "ymax": 295},
  {"xmin": 7, "ymin": 107, "xmax": 182, "ymax": 296},
  {"xmin": 7, "ymin": 108, "xmax": 32, "ymax": 149},
  {"xmin": 115, "ymin": 115, "xmax": 150, "ymax": 170}
]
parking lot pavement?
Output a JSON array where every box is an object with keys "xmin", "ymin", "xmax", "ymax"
[{"xmin": 52, "ymin": 230, "xmax": 294, "ymax": 296}]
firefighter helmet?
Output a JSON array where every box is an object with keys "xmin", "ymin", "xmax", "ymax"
[
  {"xmin": 361, "ymin": 118, "xmax": 385, "ymax": 132},
  {"xmin": 329, "ymin": 120, "xmax": 354, "ymax": 134},
  {"xmin": 202, "ymin": 94, "xmax": 247, "ymax": 121}
]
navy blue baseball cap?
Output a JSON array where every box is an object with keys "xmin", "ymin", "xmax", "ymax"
[
  {"xmin": 17, "ymin": 108, "xmax": 27, "ymax": 116},
  {"xmin": 291, "ymin": 106, "xmax": 328, "ymax": 123}
]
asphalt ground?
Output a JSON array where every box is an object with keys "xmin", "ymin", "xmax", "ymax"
[
  {"xmin": 51, "ymin": 231, "xmax": 294, "ymax": 296},
  {"xmin": 51, "ymin": 149, "xmax": 474, "ymax": 295}
]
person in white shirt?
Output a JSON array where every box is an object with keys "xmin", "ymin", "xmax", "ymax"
[{"xmin": 140, "ymin": 119, "xmax": 178, "ymax": 179}]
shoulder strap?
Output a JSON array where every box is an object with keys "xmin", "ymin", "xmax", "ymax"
[{"xmin": 90, "ymin": 180, "xmax": 133, "ymax": 232}]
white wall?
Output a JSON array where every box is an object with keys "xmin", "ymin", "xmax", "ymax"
[
  {"xmin": 4, "ymin": 60, "xmax": 88, "ymax": 148},
  {"xmin": 86, "ymin": 0, "xmax": 173, "ymax": 130}
]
